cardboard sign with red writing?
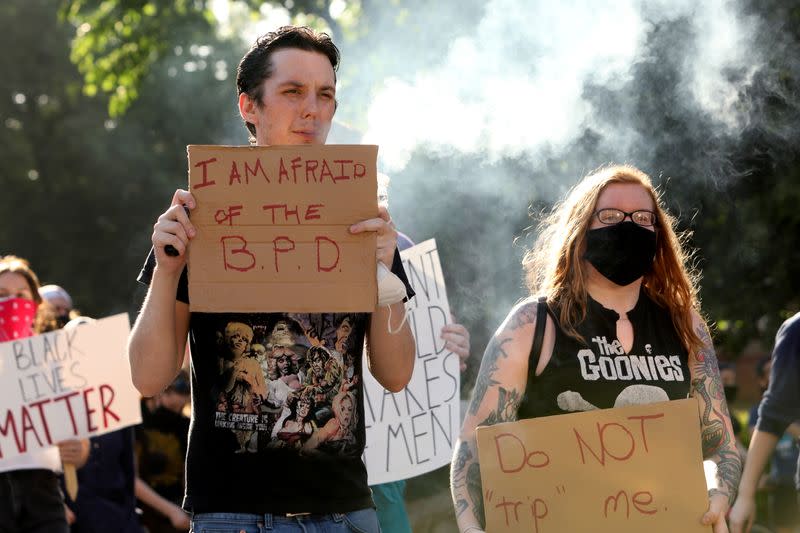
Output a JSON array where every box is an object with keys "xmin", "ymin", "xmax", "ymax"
[
  {"xmin": 476, "ymin": 398, "xmax": 710, "ymax": 533},
  {"xmin": 0, "ymin": 314, "xmax": 141, "ymax": 461},
  {"xmin": 187, "ymin": 144, "xmax": 379, "ymax": 313}
]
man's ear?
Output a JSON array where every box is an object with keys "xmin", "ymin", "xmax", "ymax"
[{"xmin": 238, "ymin": 92, "xmax": 259, "ymax": 124}]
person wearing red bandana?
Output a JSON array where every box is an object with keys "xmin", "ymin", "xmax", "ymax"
[{"xmin": 0, "ymin": 256, "xmax": 70, "ymax": 532}]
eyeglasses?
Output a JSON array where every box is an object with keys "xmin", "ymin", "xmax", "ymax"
[{"xmin": 594, "ymin": 208, "xmax": 657, "ymax": 227}]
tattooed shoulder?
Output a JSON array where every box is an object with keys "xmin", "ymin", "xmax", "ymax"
[{"xmin": 507, "ymin": 301, "xmax": 539, "ymax": 331}]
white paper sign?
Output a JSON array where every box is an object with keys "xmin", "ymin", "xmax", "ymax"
[
  {"xmin": 362, "ymin": 239, "xmax": 461, "ymax": 484},
  {"xmin": 0, "ymin": 314, "xmax": 142, "ymax": 460}
]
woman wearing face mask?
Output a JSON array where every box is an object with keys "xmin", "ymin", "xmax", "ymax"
[
  {"xmin": 0, "ymin": 255, "xmax": 71, "ymax": 532},
  {"xmin": 451, "ymin": 165, "xmax": 741, "ymax": 533}
]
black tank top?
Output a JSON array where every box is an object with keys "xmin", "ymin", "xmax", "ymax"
[{"xmin": 517, "ymin": 290, "xmax": 690, "ymax": 420}]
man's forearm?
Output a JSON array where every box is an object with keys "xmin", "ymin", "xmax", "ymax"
[
  {"xmin": 366, "ymin": 302, "xmax": 415, "ymax": 392},
  {"xmin": 128, "ymin": 267, "xmax": 185, "ymax": 396}
]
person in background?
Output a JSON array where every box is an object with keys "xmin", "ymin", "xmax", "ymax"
[
  {"xmin": 58, "ymin": 317, "xmax": 143, "ymax": 533},
  {"xmin": 371, "ymin": 308, "xmax": 470, "ymax": 533},
  {"xmin": 451, "ymin": 165, "xmax": 741, "ymax": 533},
  {"xmin": 38, "ymin": 288, "xmax": 144, "ymax": 533},
  {"xmin": 369, "ymin": 175, "xmax": 472, "ymax": 533},
  {"xmin": 39, "ymin": 284, "xmax": 78, "ymax": 329},
  {"xmin": 135, "ymin": 372, "xmax": 192, "ymax": 533},
  {"xmin": 27, "ymin": 282, "xmax": 90, "ymax": 528},
  {"xmin": 64, "ymin": 429, "xmax": 142, "ymax": 533},
  {"xmin": 0, "ymin": 255, "xmax": 69, "ymax": 532},
  {"xmin": 36, "ymin": 287, "xmax": 94, "ymax": 530},
  {"xmin": 730, "ymin": 323, "xmax": 800, "ymax": 533}
]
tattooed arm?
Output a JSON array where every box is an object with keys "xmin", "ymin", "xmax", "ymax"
[
  {"xmin": 688, "ymin": 313, "xmax": 743, "ymax": 533},
  {"xmin": 450, "ymin": 299, "xmax": 546, "ymax": 533}
]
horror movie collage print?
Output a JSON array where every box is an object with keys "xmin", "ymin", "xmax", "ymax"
[{"xmin": 211, "ymin": 313, "xmax": 365, "ymax": 455}]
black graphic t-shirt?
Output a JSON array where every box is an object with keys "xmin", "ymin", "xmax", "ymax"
[
  {"xmin": 138, "ymin": 249, "xmax": 414, "ymax": 514},
  {"xmin": 518, "ymin": 290, "xmax": 690, "ymax": 420}
]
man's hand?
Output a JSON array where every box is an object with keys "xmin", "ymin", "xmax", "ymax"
[
  {"xmin": 442, "ymin": 317, "xmax": 470, "ymax": 372},
  {"xmin": 349, "ymin": 205, "xmax": 396, "ymax": 267},
  {"xmin": 153, "ymin": 189, "xmax": 196, "ymax": 271},
  {"xmin": 728, "ymin": 495, "xmax": 755, "ymax": 533}
]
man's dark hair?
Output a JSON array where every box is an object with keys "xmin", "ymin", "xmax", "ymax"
[{"xmin": 236, "ymin": 25, "xmax": 340, "ymax": 139}]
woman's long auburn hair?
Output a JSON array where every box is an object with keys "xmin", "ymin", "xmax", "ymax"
[{"xmin": 522, "ymin": 165, "xmax": 704, "ymax": 354}]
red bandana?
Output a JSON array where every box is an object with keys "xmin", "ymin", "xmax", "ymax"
[{"xmin": 0, "ymin": 297, "xmax": 37, "ymax": 342}]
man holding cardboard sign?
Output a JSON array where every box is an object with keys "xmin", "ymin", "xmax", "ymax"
[{"xmin": 129, "ymin": 26, "xmax": 415, "ymax": 533}]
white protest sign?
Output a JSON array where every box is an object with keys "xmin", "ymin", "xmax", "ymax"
[
  {"xmin": 362, "ymin": 239, "xmax": 461, "ymax": 484},
  {"xmin": 0, "ymin": 314, "xmax": 142, "ymax": 461}
]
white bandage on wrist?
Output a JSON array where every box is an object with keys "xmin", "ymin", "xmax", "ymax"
[{"xmin": 377, "ymin": 262, "xmax": 408, "ymax": 334}]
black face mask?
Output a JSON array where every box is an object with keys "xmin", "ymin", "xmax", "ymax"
[
  {"xmin": 584, "ymin": 222, "xmax": 657, "ymax": 286},
  {"xmin": 724, "ymin": 386, "xmax": 738, "ymax": 404}
]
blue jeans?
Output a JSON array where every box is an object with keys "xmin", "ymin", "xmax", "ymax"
[{"xmin": 191, "ymin": 509, "xmax": 381, "ymax": 533}]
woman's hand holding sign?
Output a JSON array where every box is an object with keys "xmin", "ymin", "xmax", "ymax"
[{"xmin": 703, "ymin": 491, "xmax": 730, "ymax": 533}]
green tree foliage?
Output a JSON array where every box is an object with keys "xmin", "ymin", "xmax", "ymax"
[
  {"xmin": 58, "ymin": 0, "xmax": 486, "ymax": 126},
  {"xmin": 61, "ymin": 0, "xmax": 215, "ymax": 116},
  {"xmin": 0, "ymin": 0, "xmax": 245, "ymax": 318},
  {"xmin": 60, "ymin": 0, "xmax": 336, "ymax": 116}
]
